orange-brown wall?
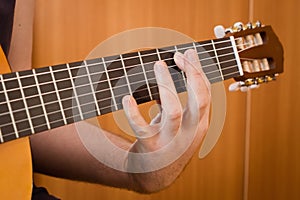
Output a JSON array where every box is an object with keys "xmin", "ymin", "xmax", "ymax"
[{"xmin": 32, "ymin": 0, "xmax": 300, "ymax": 199}]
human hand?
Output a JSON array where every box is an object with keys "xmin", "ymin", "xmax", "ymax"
[{"xmin": 122, "ymin": 49, "xmax": 211, "ymax": 174}]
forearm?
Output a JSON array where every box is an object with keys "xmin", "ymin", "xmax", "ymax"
[{"xmin": 30, "ymin": 120, "xmax": 206, "ymax": 194}]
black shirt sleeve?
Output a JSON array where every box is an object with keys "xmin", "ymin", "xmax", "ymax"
[{"xmin": 0, "ymin": 0, "xmax": 16, "ymax": 56}]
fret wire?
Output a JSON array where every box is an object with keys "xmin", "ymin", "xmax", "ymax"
[
  {"xmin": 49, "ymin": 66, "xmax": 67, "ymax": 125},
  {"xmin": 0, "ymin": 128, "xmax": 3, "ymax": 143},
  {"xmin": 32, "ymin": 68, "xmax": 51, "ymax": 130},
  {"xmin": 120, "ymin": 54, "xmax": 133, "ymax": 96},
  {"xmin": 1, "ymin": 39, "xmax": 238, "ymax": 103},
  {"xmin": 156, "ymin": 48, "xmax": 162, "ymax": 60},
  {"xmin": 102, "ymin": 57, "xmax": 118, "ymax": 111},
  {"xmin": 84, "ymin": 60, "xmax": 101, "ymax": 116},
  {"xmin": 0, "ymin": 37, "xmax": 244, "ymax": 141},
  {"xmin": 16, "ymin": 72, "xmax": 35, "ymax": 134},
  {"xmin": 66, "ymin": 63, "xmax": 84, "ymax": 120},
  {"xmin": 0, "ymin": 74, "xmax": 19, "ymax": 138},
  {"xmin": 0, "ymin": 49, "xmax": 237, "ymax": 98},
  {"xmin": 1, "ymin": 82, "xmax": 189, "ymax": 139},
  {"xmin": 0, "ymin": 42, "xmax": 236, "ymax": 85},
  {"xmin": 1, "ymin": 61, "xmax": 238, "ymax": 129},
  {"xmin": 175, "ymin": 45, "xmax": 187, "ymax": 86},
  {"xmin": 0, "ymin": 75, "xmax": 184, "ymax": 128},
  {"xmin": 2, "ymin": 64, "xmax": 244, "ymax": 138},
  {"xmin": 0, "ymin": 58, "xmax": 239, "ymax": 107},
  {"xmin": 211, "ymin": 39, "xmax": 224, "ymax": 80},
  {"xmin": 230, "ymin": 36, "xmax": 243, "ymax": 76},
  {"xmin": 138, "ymin": 51, "xmax": 153, "ymax": 100}
]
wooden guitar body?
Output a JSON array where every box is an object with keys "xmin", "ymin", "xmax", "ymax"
[{"xmin": 0, "ymin": 46, "xmax": 32, "ymax": 199}]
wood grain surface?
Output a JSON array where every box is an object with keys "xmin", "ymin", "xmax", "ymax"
[{"xmin": 31, "ymin": 0, "xmax": 299, "ymax": 199}]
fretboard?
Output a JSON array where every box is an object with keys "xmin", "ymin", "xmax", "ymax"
[{"xmin": 0, "ymin": 36, "xmax": 242, "ymax": 143}]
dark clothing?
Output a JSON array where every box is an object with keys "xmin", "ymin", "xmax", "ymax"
[
  {"xmin": 0, "ymin": 0, "xmax": 59, "ymax": 199},
  {"xmin": 32, "ymin": 185, "xmax": 60, "ymax": 200},
  {"xmin": 0, "ymin": 0, "xmax": 15, "ymax": 56}
]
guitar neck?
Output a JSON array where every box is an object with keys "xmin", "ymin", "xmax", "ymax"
[{"xmin": 0, "ymin": 36, "xmax": 242, "ymax": 143}]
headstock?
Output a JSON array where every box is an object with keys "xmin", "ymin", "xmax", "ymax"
[{"xmin": 215, "ymin": 22, "xmax": 284, "ymax": 89}]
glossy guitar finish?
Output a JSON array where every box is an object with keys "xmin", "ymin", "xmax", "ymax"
[{"xmin": 0, "ymin": 46, "xmax": 32, "ymax": 199}]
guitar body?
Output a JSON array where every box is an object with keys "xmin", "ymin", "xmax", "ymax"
[{"xmin": 0, "ymin": 46, "xmax": 32, "ymax": 199}]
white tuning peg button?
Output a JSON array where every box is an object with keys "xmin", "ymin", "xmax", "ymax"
[
  {"xmin": 249, "ymin": 84, "xmax": 260, "ymax": 90},
  {"xmin": 240, "ymin": 86, "xmax": 249, "ymax": 92},
  {"xmin": 214, "ymin": 25, "xmax": 226, "ymax": 39},
  {"xmin": 229, "ymin": 82, "xmax": 241, "ymax": 92}
]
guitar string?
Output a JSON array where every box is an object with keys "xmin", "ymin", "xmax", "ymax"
[
  {"xmin": 0, "ymin": 66, "xmax": 242, "ymax": 138},
  {"xmin": 0, "ymin": 55, "xmax": 239, "ymax": 108},
  {"xmin": 0, "ymin": 61, "xmax": 241, "ymax": 126},
  {"xmin": 0, "ymin": 44, "xmax": 240, "ymax": 105},
  {"xmin": 0, "ymin": 45, "xmax": 237, "ymax": 85},
  {"xmin": 0, "ymin": 84, "xmax": 188, "ymax": 138},
  {"xmin": 0, "ymin": 45, "xmax": 241, "ymax": 128},
  {"xmin": 0, "ymin": 38, "xmax": 248, "ymax": 139},
  {"xmin": 0, "ymin": 55, "xmax": 238, "ymax": 103},
  {"xmin": 0, "ymin": 42, "xmax": 244, "ymax": 124},
  {"xmin": 0, "ymin": 39, "xmax": 249, "ymax": 97},
  {"xmin": 0, "ymin": 65, "xmax": 241, "ymax": 139},
  {"xmin": 0, "ymin": 60, "xmax": 240, "ymax": 124},
  {"xmin": 0, "ymin": 37, "xmax": 249, "ymax": 83}
]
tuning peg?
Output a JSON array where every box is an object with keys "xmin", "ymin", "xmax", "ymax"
[
  {"xmin": 228, "ymin": 82, "xmax": 242, "ymax": 92},
  {"xmin": 214, "ymin": 25, "xmax": 226, "ymax": 38},
  {"xmin": 229, "ymin": 81, "xmax": 260, "ymax": 92},
  {"xmin": 257, "ymin": 77, "xmax": 265, "ymax": 84},
  {"xmin": 246, "ymin": 22, "xmax": 253, "ymax": 29},
  {"xmin": 233, "ymin": 22, "xmax": 244, "ymax": 31},
  {"xmin": 214, "ymin": 25, "xmax": 233, "ymax": 38},
  {"xmin": 249, "ymin": 84, "xmax": 260, "ymax": 89},
  {"xmin": 240, "ymin": 86, "xmax": 249, "ymax": 92},
  {"xmin": 256, "ymin": 21, "xmax": 262, "ymax": 27},
  {"xmin": 265, "ymin": 75, "xmax": 273, "ymax": 82}
]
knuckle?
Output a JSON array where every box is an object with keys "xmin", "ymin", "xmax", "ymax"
[
  {"xmin": 165, "ymin": 108, "xmax": 182, "ymax": 121},
  {"xmin": 129, "ymin": 111, "xmax": 141, "ymax": 122}
]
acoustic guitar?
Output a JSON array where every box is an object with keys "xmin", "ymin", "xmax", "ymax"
[{"xmin": 0, "ymin": 24, "xmax": 283, "ymax": 199}]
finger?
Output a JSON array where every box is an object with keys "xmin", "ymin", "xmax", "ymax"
[
  {"xmin": 122, "ymin": 95, "xmax": 148, "ymax": 136},
  {"xmin": 174, "ymin": 50, "xmax": 211, "ymax": 117},
  {"xmin": 154, "ymin": 61, "xmax": 182, "ymax": 134},
  {"xmin": 174, "ymin": 49, "xmax": 210, "ymax": 89}
]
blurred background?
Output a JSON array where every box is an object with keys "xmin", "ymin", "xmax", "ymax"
[{"xmin": 32, "ymin": 0, "xmax": 300, "ymax": 199}]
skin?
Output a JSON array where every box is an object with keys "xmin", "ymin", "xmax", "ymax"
[
  {"xmin": 30, "ymin": 50, "xmax": 211, "ymax": 193},
  {"xmin": 8, "ymin": 0, "xmax": 211, "ymax": 194}
]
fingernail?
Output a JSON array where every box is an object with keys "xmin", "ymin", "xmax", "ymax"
[
  {"xmin": 185, "ymin": 49, "xmax": 198, "ymax": 61},
  {"xmin": 174, "ymin": 52, "xmax": 185, "ymax": 67},
  {"xmin": 154, "ymin": 61, "xmax": 166, "ymax": 72},
  {"xmin": 122, "ymin": 95, "xmax": 131, "ymax": 106}
]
